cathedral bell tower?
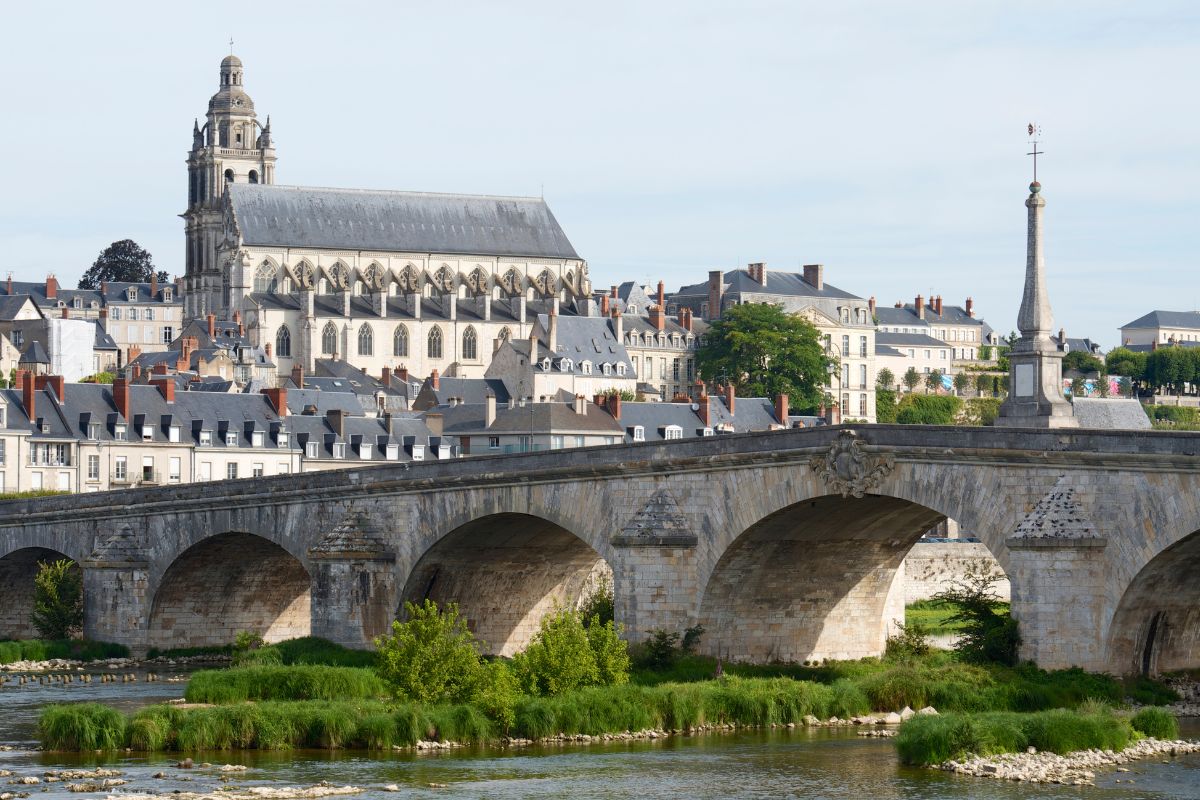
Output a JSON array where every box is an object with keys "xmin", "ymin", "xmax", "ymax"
[{"xmin": 182, "ymin": 54, "xmax": 276, "ymax": 319}]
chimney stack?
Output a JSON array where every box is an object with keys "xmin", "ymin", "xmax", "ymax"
[
  {"xmin": 326, "ymin": 409, "xmax": 346, "ymax": 439},
  {"xmin": 430, "ymin": 368, "xmax": 440, "ymax": 390},
  {"xmin": 657, "ymin": 280, "xmax": 666, "ymax": 307},
  {"xmin": 648, "ymin": 304, "xmax": 665, "ymax": 332},
  {"xmin": 802, "ymin": 264, "xmax": 823, "ymax": 291},
  {"xmin": 425, "ymin": 412, "xmax": 443, "ymax": 438},
  {"xmin": 5, "ymin": 273, "xmax": 11, "ymax": 295},
  {"xmin": 61, "ymin": 307, "xmax": 69, "ymax": 319},
  {"xmin": 707, "ymin": 270, "xmax": 724, "ymax": 321},
  {"xmin": 380, "ymin": 367, "xmax": 392, "ymax": 388},
  {"xmin": 153, "ymin": 378, "xmax": 175, "ymax": 403},
  {"xmin": 935, "ymin": 295, "xmax": 943, "ymax": 315},
  {"xmin": 608, "ymin": 392, "xmax": 621, "ymax": 422},
  {"xmin": 548, "ymin": 307, "xmax": 558, "ymax": 353},
  {"xmin": 868, "ymin": 296, "xmax": 876, "ymax": 317},
  {"xmin": 101, "ymin": 280, "xmax": 108, "ymax": 296},
  {"xmin": 395, "ymin": 365, "xmax": 409, "ymax": 384},
  {"xmin": 529, "ymin": 332, "xmax": 538, "ymax": 362},
  {"xmin": 965, "ymin": 297, "xmax": 974, "ymax": 318},
  {"xmin": 45, "ymin": 275, "xmax": 58, "ymax": 300},
  {"xmin": 290, "ymin": 362, "xmax": 304, "ymax": 389},
  {"xmin": 609, "ymin": 307, "xmax": 622, "ymax": 341},
  {"xmin": 35, "ymin": 375, "xmax": 65, "ymax": 404},
  {"xmin": 774, "ymin": 393, "xmax": 789, "ymax": 425},
  {"xmin": 112, "ymin": 377, "xmax": 131, "ymax": 419},
  {"xmin": 19, "ymin": 370, "xmax": 35, "ymax": 420},
  {"xmin": 678, "ymin": 307, "xmax": 693, "ymax": 332},
  {"xmin": 915, "ymin": 294, "xmax": 925, "ymax": 320},
  {"xmin": 610, "ymin": 285, "xmax": 618, "ymax": 299},
  {"xmin": 748, "ymin": 262, "xmax": 767, "ymax": 285},
  {"xmin": 207, "ymin": 313, "xmax": 216, "ymax": 338},
  {"xmin": 724, "ymin": 383, "xmax": 736, "ymax": 416},
  {"xmin": 601, "ymin": 295, "xmax": 609, "ymax": 315},
  {"xmin": 485, "ymin": 391, "xmax": 496, "ymax": 426},
  {"xmin": 698, "ymin": 385, "xmax": 710, "ymax": 427},
  {"xmin": 574, "ymin": 393, "xmax": 587, "ymax": 416},
  {"xmin": 263, "ymin": 387, "xmax": 287, "ymax": 416},
  {"xmin": 150, "ymin": 273, "xmax": 159, "ymax": 299}
]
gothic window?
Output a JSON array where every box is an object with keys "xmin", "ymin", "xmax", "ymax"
[
  {"xmin": 328, "ymin": 263, "xmax": 350, "ymax": 291},
  {"xmin": 500, "ymin": 268, "xmax": 522, "ymax": 297},
  {"xmin": 248, "ymin": 170, "xmax": 259, "ymax": 184},
  {"xmin": 275, "ymin": 325, "xmax": 292, "ymax": 358},
  {"xmin": 224, "ymin": 169, "xmax": 235, "ymax": 183},
  {"xmin": 321, "ymin": 322, "xmax": 338, "ymax": 355},
  {"xmin": 432, "ymin": 265, "xmax": 454, "ymax": 294},
  {"xmin": 294, "ymin": 261, "xmax": 315, "ymax": 290},
  {"xmin": 254, "ymin": 262, "xmax": 277, "ymax": 293},
  {"xmin": 363, "ymin": 263, "xmax": 384, "ymax": 291},
  {"xmin": 397, "ymin": 264, "xmax": 420, "ymax": 293},
  {"xmin": 462, "ymin": 327, "xmax": 478, "ymax": 360},
  {"xmin": 358, "ymin": 323, "xmax": 373, "ymax": 356},
  {"xmin": 466, "ymin": 267, "xmax": 489, "ymax": 296},
  {"xmin": 427, "ymin": 326, "xmax": 443, "ymax": 359},
  {"xmin": 393, "ymin": 325, "xmax": 409, "ymax": 357}
]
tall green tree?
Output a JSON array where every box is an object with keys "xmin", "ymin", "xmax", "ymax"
[
  {"xmin": 924, "ymin": 369, "xmax": 942, "ymax": 394},
  {"xmin": 902, "ymin": 367, "xmax": 921, "ymax": 393},
  {"xmin": 1062, "ymin": 350, "xmax": 1104, "ymax": 375},
  {"xmin": 952, "ymin": 372, "xmax": 970, "ymax": 396},
  {"xmin": 1105, "ymin": 347, "xmax": 1147, "ymax": 380},
  {"xmin": 975, "ymin": 373, "xmax": 993, "ymax": 397},
  {"xmin": 32, "ymin": 559, "xmax": 83, "ymax": 640},
  {"xmin": 79, "ymin": 240, "xmax": 168, "ymax": 290},
  {"xmin": 1095, "ymin": 375, "xmax": 1111, "ymax": 398},
  {"xmin": 695, "ymin": 304, "xmax": 831, "ymax": 410},
  {"xmin": 876, "ymin": 367, "xmax": 895, "ymax": 390}
]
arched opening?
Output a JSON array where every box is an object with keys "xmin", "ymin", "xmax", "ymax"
[
  {"xmin": 393, "ymin": 324, "xmax": 409, "ymax": 357},
  {"xmin": 148, "ymin": 532, "xmax": 310, "ymax": 649},
  {"xmin": 321, "ymin": 322, "xmax": 338, "ymax": 356},
  {"xmin": 0, "ymin": 548, "xmax": 77, "ymax": 640},
  {"xmin": 462, "ymin": 327, "xmax": 478, "ymax": 360},
  {"xmin": 427, "ymin": 326, "xmax": 443, "ymax": 359},
  {"xmin": 275, "ymin": 325, "xmax": 292, "ymax": 358},
  {"xmin": 357, "ymin": 323, "xmax": 373, "ymax": 356},
  {"xmin": 224, "ymin": 168, "xmax": 234, "ymax": 183},
  {"xmin": 697, "ymin": 494, "xmax": 1004, "ymax": 663},
  {"xmin": 248, "ymin": 170, "xmax": 259, "ymax": 184},
  {"xmin": 1106, "ymin": 527, "xmax": 1200, "ymax": 675},
  {"xmin": 400, "ymin": 514, "xmax": 611, "ymax": 656}
]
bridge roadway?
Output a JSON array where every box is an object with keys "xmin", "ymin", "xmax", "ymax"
[{"xmin": 1, "ymin": 424, "xmax": 1198, "ymax": 675}]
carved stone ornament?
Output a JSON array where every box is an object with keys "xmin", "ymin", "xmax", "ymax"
[{"xmin": 809, "ymin": 430, "xmax": 895, "ymax": 499}]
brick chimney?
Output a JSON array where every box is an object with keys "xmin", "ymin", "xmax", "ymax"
[
  {"xmin": 61, "ymin": 307, "xmax": 69, "ymax": 319},
  {"xmin": 748, "ymin": 262, "xmax": 767, "ymax": 285},
  {"xmin": 698, "ymin": 386, "xmax": 710, "ymax": 427},
  {"xmin": 609, "ymin": 307, "xmax": 622, "ymax": 341},
  {"xmin": 128, "ymin": 345, "xmax": 142, "ymax": 363},
  {"xmin": 45, "ymin": 275, "xmax": 58, "ymax": 300},
  {"xmin": 112, "ymin": 377, "xmax": 131, "ymax": 419},
  {"xmin": 774, "ymin": 393, "xmax": 789, "ymax": 425},
  {"xmin": 657, "ymin": 280, "xmax": 666, "ymax": 307},
  {"xmin": 99, "ymin": 307, "xmax": 108, "ymax": 330},
  {"xmin": 380, "ymin": 367, "xmax": 393, "ymax": 388},
  {"xmin": 290, "ymin": 362, "xmax": 304, "ymax": 389},
  {"xmin": 131, "ymin": 364, "xmax": 142, "ymax": 381},
  {"xmin": 152, "ymin": 363, "xmax": 168, "ymax": 375},
  {"xmin": 153, "ymin": 378, "xmax": 175, "ymax": 403},
  {"xmin": 35, "ymin": 375, "xmax": 65, "ymax": 404},
  {"xmin": 395, "ymin": 365, "xmax": 409, "ymax": 384},
  {"xmin": 608, "ymin": 392, "xmax": 621, "ymax": 422},
  {"xmin": 150, "ymin": 273, "xmax": 158, "ymax": 299},
  {"xmin": 262, "ymin": 387, "xmax": 287, "ymax": 417},
  {"xmin": 915, "ymin": 294, "xmax": 924, "ymax": 320},
  {"xmin": 935, "ymin": 295, "xmax": 943, "ymax": 315},
  {"xmin": 18, "ymin": 370, "xmax": 34, "ymax": 420},
  {"xmin": 431, "ymin": 368, "xmax": 440, "ymax": 390},
  {"xmin": 100, "ymin": 280, "xmax": 108, "ymax": 296},
  {"xmin": 207, "ymin": 313, "xmax": 216, "ymax": 338},
  {"xmin": 678, "ymin": 307, "xmax": 692, "ymax": 332},
  {"xmin": 965, "ymin": 297, "xmax": 974, "ymax": 318},
  {"xmin": 707, "ymin": 270, "xmax": 723, "ymax": 321},
  {"xmin": 868, "ymin": 296, "xmax": 876, "ymax": 317},
  {"xmin": 724, "ymin": 383, "xmax": 735, "ymax": 416},
  {"xmin": 601, "ymin": 295, "xmax": 609, "ymax": 315},
  {"xmin": 648, "ymin": 304, "xmax": 665, "ymax": 331},
  {"xmin": 802, "ymin": 264, "xmax": 823, "ymax": 291}
]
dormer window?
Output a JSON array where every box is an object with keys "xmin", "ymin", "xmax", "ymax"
[
  {"xmin": 87, "ymin": 422, "xmax": 100, "ymax": 440},
  {"xmin": 386, "ymin": 444, "xmax": 399, "ymax": 460},
  {"xmin": 581, "ymin": 361, "xmax": 593, "ymax": 375},
  {"xmin": 560, "ymin": 359, "xmax": 572, "ymax": 372},
  {"xmin": 631, "ymin": 425, "xmax": 645, "ymax": 442},
  {"xmin": 305, "ymin": 441, "xmax": 318, "ymax": 458},
  {"xmin": 664, "ymin": 425, "xmax": 683, "ymax": 440},
  {"xmin": 72, "ymin": 298, "xmax": 82, "ymax": 309},
  {"xmin": 126, "ymin": 288, "xmax": 137, "ymax": 301},
  {"xmin": 141, "ymin": 425, "xmax": 153, "ymax": 441},
  {"xmin": 359, "ymin": 445, "xmax": 371, "ymax": 460},
  {"xmin": 601, "ymin": 363, "xmax": 612, "ymax": 376},
  {"xmin": 332, "ymin": 443, "xmax": 346, "ymax": 459},
  {"xmin": 278, "ymin": 431, "xmax": 289, "ymax": 448},
  {"xmin": 541, "ymin": 357, "xmax": 551, "ymax": 371},
  {"xmin": 411, "ymin": 444, "xmax": 425, "ymax": 461},
  {"xmin": 225, "ymin": 432, "xmax": 238, "ymax": 447},
  {"xmin": 616, "ymin": 363, "xmax": 627, "ymax": 376},
  {"xmin": 251, "ymin": 431, "xmax": 264, "ymax": 448},
  {"xmin": 113, "ymin": 424, "xmax": 127, "ymax": 441},
  {"xmin": 627, "ymin": 305, "xmax": 638, "ymax": 315},
  {"xmin": 701, "ymin": 427, "xmax": 715, "ymax": 437},
  {"xmin": 199, "ymin": 430, "xmax": 213, "ymax": 446},
  {"xmin": 168, "ymin": 425, "xmax": 180, "ymax": 443},
  {"xmin": 163, "ymin": 287, "xmax": 173, "ymax": 302}
]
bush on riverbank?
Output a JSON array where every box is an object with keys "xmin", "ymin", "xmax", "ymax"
[
  {"xmin": 1130, "ymin": 707, "xmax": 1179, "ymax": 740},
  {"xmin": 0, "ymin": 638, "xmax": 129, "ymax": 664},
  {"xmin": 896, "ymin": 708, "xmax": 1136, "ymax": 765},
  {"xmin": 184, "ymin": 666, "xmax": 387, "ymax": 704},
  {"xmin": 40, "ymin": 703, "xmax": 128, "ymax": 751},
  {"xmin": 512, "ymin": 608, "xmax": 630, "ymax": 696}
]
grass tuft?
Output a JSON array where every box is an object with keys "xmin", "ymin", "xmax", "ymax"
[
  {"xmin": 185, "ymin": 666, "xmax": 387, "ymax": 704},
  {"xmin": 1130, "ymin": 707, "xmax": 1179, "ymax": 740},
  {"xmin": 39, "ymin": 704, "xmax": 127, "ymax": 751}
]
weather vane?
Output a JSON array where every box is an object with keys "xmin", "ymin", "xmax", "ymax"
[
  {"xmin": 229, "ymin": 37, "xmax": 235, "ymax": 54},
  {"xmin": 1027, "ymin": 123, "xmax": 1043, "ymax": 182}
]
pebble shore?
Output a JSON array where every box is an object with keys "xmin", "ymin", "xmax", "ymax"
[{"xmin": 940, "ymin": 737, "xmax": 1200, "ymax": 785}]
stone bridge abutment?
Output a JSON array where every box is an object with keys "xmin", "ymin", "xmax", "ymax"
[{"xmin": 1, "ymin": 425, "xmax": 1198, "ymax": 676}]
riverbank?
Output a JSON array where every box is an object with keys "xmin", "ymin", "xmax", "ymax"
[{"xmin": 940, "ymin": 736, "xmax": 1200, "ymax": 785}]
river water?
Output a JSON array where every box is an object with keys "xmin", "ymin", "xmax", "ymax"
[{"xmin": 3, "ymin": 670, "xmax": 1200, "ymax": 799}]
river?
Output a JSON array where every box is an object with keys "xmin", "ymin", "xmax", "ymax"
[{"xmin": 3, "ymin": 669, "xmax": 1199, "ymax": 799}]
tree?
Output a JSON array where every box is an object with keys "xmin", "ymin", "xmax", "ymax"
[
  {"xmin": 1063, "ymin": 350, "xmax": 1104, "ymax": 375},
  {"xmin": 1105, "ymin": 347, "xmax": 1148, "ymax": 380},
  {"xmin": 32, "ymin": 559, "xmax": 83, "ymax": 640},
  {"xmin": 979, "ymin": 345, "xmax": 993, "ymax": 361},
  {"xmin": 902, "ymin": 367, "xmax": 921, "ymax": 394},
  {"xmin": 924, "ymin": 369, "xmax": 942, "ymax": 394},
  {"xmin": 374, "ymin": 599, "xmax": 485, "ymax": 703},
  {"xmin": 876, "ymin": 367, "xmax": 895, "ymax": 390},
  {"xmin": 511, "ymin": 608, "xmax": 629, "ymax": 696},
  {"xmin": 1069, "ymin": 375, "xmax": 1087, "ymax": 398},
  {"xmin": 975, "ymin": 373, "xmax": 993, "ymax": 397},
  {"xmin": 952, "ymin": 372, "xmax": 969, "ymax": 396},
  {"xmin": 896, "ymin": 394, "xmax": 961, "ymax": 425},
  {"xmin": 934, "ymin": 562, "xmax": 1020, "ymax": 666},
  {"xmin": 79, "ymin": 240, "xmax": 168, "ymax": 290},
  {"xmin": 1095, "ymin": 375, "xmax": 1111, "ymax": 398},
  {"xmin": 876, "ymin": 388, "xmax": 897, "ymax": 423},
  {"xmin": 695, "ymin": 304, "xmax": 831, "ymax": 410}
]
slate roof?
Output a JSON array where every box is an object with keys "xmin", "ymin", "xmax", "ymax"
[
  {"xmin": 1124, "ymin": 341, "xmax": 1200, "ymax": 353},
  {"xmin": 19, "ymin": 340, "xmax": 50, "ymax": 364},
  {"xmin": 618, "ymin": 397, "xmax": 784, "ymax": 440},
  {"xmin": 227, "ymin": 184, "xmax": 581, "ymax": 260},
  {"xmin": 93, "ymin": 322, "xmax": 118, "ymax": 351},
  {"xmin": 876, "ymin": 303, "xmax": 982, "ymax": 328},
  {"xmin": 1121, "ymin": 310, "xmax": 1200, "ymax": 330},
  {"xmin": 1070, "ymin": 399, "xmax": 1150, "ymax": 430},
  {"xmin": 435, "ymin": 401, "xmax": 624, "ymax": 436},
  {"xmin": 675, "ymin": 268, "xmax": 862, "ymax": 301},
  {"xmin": 414, "ymin": 377, "xmax": 513, "ymax": 410},
  {"xmin": 2, "ymin": 281, "xmax": 179, "ymax": 308},
  {"xmin": 0, "ymin": 294, "xmax": 40, "ymax": 321},
  {"xmin": 537, "ymin": 314, "xmax": 635, "ymax": 374}
]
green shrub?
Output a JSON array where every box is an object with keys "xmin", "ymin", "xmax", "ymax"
[
  {"xmin": 1130, "ymin": 707, "xmax": 1178, "ymax": 740},
  {"xmin": 39, "ymin": 703, "xmax": 127, "ymax": 751},
  {"xmin": 185, "ymin": 665, "xmax": 387, "ymax": 704},
  {"xmin": 578, "ymin": 578, "xmax": 614, "ymax": 627},
  {"xmin": 897, "ymin": 709, "xmax": 1133, "ymax": 765},
  {"xmin": 0, "ymin": 639, "xmax": 128, "ymax": 664},
  {"xmin": 471, "ymin": 660, "xmax": 521, "ymax": 730},
  {"xmin": 885, "ymin": 622, "xmax": 932, "ymax": 660},
  {"xmin": 933, "ymin": 563, "xmax": 1019, "ymax": 665},
  {"xmin": 896, "ymin": 394, "xmax": 961, "ymax": 425},
  {"xmin": 513, "ymin": 608, "xmax": 600, "ymax": 695},
  {"xmin": 32, "ymin": 559, "xmax": 83, "ymax": 640},
  {"xmin": 638, "ymin": 630, "xmax": 681, "ymax": 670},
  {"xmin": 1126, "ymin": 676, "xmax": 1179, "ymax": 706},
  {"xmin": 375, "ymin": 600, "xmax": 484, "ymax": 704}
]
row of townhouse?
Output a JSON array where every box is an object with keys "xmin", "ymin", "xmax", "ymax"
[{"xmin": 0, "ymin": 372, "xmax": 439, "ymax": 494}]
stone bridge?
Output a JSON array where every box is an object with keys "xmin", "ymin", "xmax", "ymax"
[{"xmin": 2, "ymin": 425, "xmax": 1198, "ymax": 676}]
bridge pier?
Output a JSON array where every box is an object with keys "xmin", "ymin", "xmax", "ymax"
[
  {"xmin": 308, "ymin": 514, "xmax": 397, "ymax": 649},
  {"xmin": 82, "ymin": 558, "xmax": 151, "ymax": 652},
  {"xmin": 1007, "ymin": 537, "xmax": 1111, "ymax": 672}
]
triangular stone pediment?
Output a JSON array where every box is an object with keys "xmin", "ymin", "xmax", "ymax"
[
  {"xmin": 611, "ymin": 489, "xmax": 697, "ymax": 548},
  {"xmin": 1008, "ymin": 475, "xmax": 1104, "ymax": 546}
]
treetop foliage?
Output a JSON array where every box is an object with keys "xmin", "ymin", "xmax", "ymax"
[
  {"xmin": 695, "ymin": 304, "xmax": 831, "ymax": 410},
  {"xmin": 79, "ymin": 240, "xmax": 169, "ymax": 290}
]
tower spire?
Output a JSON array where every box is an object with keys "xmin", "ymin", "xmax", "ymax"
[{"xmin": 997, "ymin": 126, "xmax": 1077, "ymax": 428}]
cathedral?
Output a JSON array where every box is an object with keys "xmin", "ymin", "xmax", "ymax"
[{"xmin": 182, "ymin": 55, "xmax": 592, "ymax": 380}]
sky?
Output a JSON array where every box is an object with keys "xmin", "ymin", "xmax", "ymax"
[{"xmin": 2, "ymin": 1, "xmax": 1198, "ymax": 348}]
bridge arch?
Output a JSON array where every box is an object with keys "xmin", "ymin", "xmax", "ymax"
[
  {"xmin": 400, "ymin": 511, "xmax": 612, "ymax": 656},
  {"xmin": 1105, "ymin": 526, "xmax": 1200, "ymax": 675},
  {"xmin": 0, "ymin": 547, "xmax": 78, "ymax": 640},
  {"xmin": 147, "ymin": 531, "xmax": 312, "ymax": 649}
]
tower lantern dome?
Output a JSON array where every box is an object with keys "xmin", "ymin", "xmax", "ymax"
[{"xmin": 209, "ymin": 53, "xmax": 254, "ymax": 116}]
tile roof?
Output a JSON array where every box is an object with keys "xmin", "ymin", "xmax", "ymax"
[{"xmin": 228, "ymin": 184, "xmax": 581, "ymax": 260}]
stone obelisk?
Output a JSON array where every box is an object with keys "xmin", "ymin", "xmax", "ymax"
[{"xmin": 997, "ymin": 176, "xmax": 1077, "ymax": 428}]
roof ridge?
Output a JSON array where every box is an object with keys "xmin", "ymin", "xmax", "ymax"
[{"xmin": 233, "ymin": 184, "xmax": 547, "ymax": 203}]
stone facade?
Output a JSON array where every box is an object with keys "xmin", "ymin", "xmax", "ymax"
[{"xmin": 1, "ymin": 425, "xmax": 1199, "ymax": 675}]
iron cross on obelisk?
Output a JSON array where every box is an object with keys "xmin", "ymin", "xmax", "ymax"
[{"xmin": 1027, "ymin": 123, "xmax": 1043, "ymax": 181}]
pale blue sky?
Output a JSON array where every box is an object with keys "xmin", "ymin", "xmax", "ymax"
[{"xmin": 3, "ymin": 1, "xmax": 1198, "ymax": 346}]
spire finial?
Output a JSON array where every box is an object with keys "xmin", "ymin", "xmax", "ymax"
[
  {"xmin": 229, "ymin": 37, "xmax": 235, "ymax": 55},
  {"xmin": 1027, "ymin": 123, "xmax": 1043, "ymax": 189}
]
